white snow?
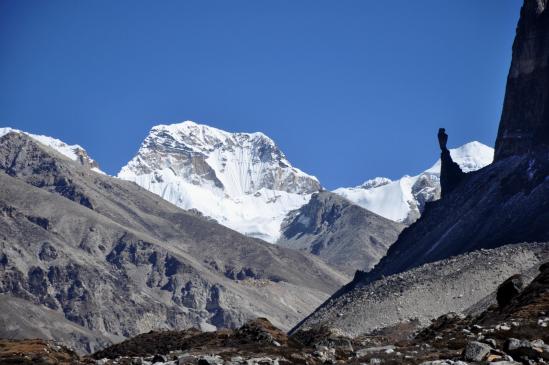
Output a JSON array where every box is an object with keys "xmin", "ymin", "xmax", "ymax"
[
  {"xmin": 334, "ymin": 142, "xmax": 494, "ymax": 223},
  {"xmin": 425, "ymin": 141, "xmax": 495, "ymax": 174},
  {"xmin": 118, "ymin": 121, "xmax": 320, "ymax": 242},
  {"xmin": 0, "ymin": 127, "xmax": 103, "ymax": 173}
]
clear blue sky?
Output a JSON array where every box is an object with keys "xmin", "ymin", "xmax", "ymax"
[{"xmin": 0, "ymin": 0, "xmax": 521, "ymax": 189}]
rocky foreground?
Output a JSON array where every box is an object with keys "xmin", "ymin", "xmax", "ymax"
[{"xmin": 2, "ymin": 261, "xmax": 547, "ymax": 365}]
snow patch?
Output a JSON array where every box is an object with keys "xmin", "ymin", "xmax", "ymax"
[
  {"xmin": 334, "ymin": 142, "xmax": 494, "ymax": 223},
  {"xmin": 0, "ymin": 127, "xmax": 103, "ymax": 173}
]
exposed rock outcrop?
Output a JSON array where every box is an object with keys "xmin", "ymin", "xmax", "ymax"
[
  {"xmin": 0, "ymin": 127, "xmax": 101, "ymax": 172},
  {"xmin": 497, "ymin": 274, "xmax": 527, "ymax": 309},
  {"xmin": 438, "ymin": 128, "xmax": 466, "ymax": 198},
  {"xmin": 495, "ymin": 0, "xmax": 549, "ymax": 160}
]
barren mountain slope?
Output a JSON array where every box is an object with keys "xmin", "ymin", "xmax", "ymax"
[
  {"xmin": 0, "ymin": 132, "xmax": 348, "ymax": 353},
  {"xmin": 278, "ymin": 192, "xmax": 405, "ymax": 275},
  {"xmin": 291, "ymin": 242, "xmax": 549, "ymax": 337}
]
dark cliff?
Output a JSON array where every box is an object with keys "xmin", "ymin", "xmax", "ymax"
[{"xmin": 495, "ymin": 0, "xmax": 549, "ymax": 160}]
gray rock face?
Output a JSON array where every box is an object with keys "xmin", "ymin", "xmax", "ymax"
[
  {"xmin": 291, "ymin": 243, "xmax": 549, "ymax": 337},
  {"xmin": 495, "ymin": 0, "xmax": 549, "ymax": 160},
  {"xmin": 0, "ymin": 295, "xmax": 119, "ymax": 354},
  {"xmin": 278, "ymin": 192, "xmax": 405, "ymax": 275},
  {"xmin": 0, "ymin": 132, "xmax": 348, "ymax": 353}
]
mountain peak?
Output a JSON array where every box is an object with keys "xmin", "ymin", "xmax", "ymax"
[
  {"xmin": 147, "ymin": 120, "xmax": 277, "ymax": 156},
  {"xmin": 118, "ymin": 121, "xmax": 320, "ymax": 242},
  {"xmin": 425, "ymin": 141, "xmax": 494, "ymax": 174}
]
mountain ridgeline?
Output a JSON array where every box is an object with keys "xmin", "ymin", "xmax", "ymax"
[{"xmin": 2, "ymin": 1, "xmax": 549, "ymax": 361}]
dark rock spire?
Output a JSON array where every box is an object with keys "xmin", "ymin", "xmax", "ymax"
[
  {"xmin": 438, "ymin": 128, "xmax": 465, "ymax": 198},
  {"xmin": 494, "ymin": 0, "xmax": 549, "ymax": 160}
]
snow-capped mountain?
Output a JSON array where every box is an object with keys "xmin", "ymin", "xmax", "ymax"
[
  {"xmin": 334, "ymin": 141, "xmax": 494, "ymax": 224},
  {"xmin": 118, "ymin": 121, "xmax": 321, "ymax": 242},
  {"xmin": 0, "ymin": 127, "xmax": 102, "ymax": 172}
]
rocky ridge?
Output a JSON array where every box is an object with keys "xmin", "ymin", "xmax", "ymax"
[
  {"xmin": 278, "ymin": 192, "xmax": 405, "ymax": 275},
  {"xmin": 0, "ymin": 127, "xmax": 101, "ymax": 172}
]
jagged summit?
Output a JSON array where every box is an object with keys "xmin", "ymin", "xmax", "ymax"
[
  {"xmin": 151, "ymin": 120, "xmax": 273, "ymax": 151},
  {"xmin": 0, "ymin": 127, "xmax": 102, "ymax": 172},
  {"xmin": 119, "ymin": 120, "xmax": 318, "ymax": 195},
  {"xmin": 118, "ymin": 121, "xmax": 321, "ymax": 242}
]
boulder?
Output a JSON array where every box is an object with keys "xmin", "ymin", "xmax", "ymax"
[
  {"xmin": 497, "ymin": 274, "xmax": 526, "ymax": 308},
  {"xmin": 504, "ymin": 338, "xmax": 545, "ymax": 359},
  {"xmin": 198, "ymin": 355, "xmax": 224, "ymax": 365},
  {"xmin": 152, "ymin": 354, "xmax": 167, "ymax": 364},
  {"xmin": 356, "ymin": 345, "xmax": 396, "ymax": 357},
  {"xmin": 178, "ymin": 355, "xmax": 198, "ymax": 365},
  {"xmin": 462, "ymin": 341, "xmax": 492, "ymax": 362}
]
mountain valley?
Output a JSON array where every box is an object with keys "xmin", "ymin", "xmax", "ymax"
[{"xmin": 1, "ymin": 0, "xmax": 549, "ymax": 364}]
